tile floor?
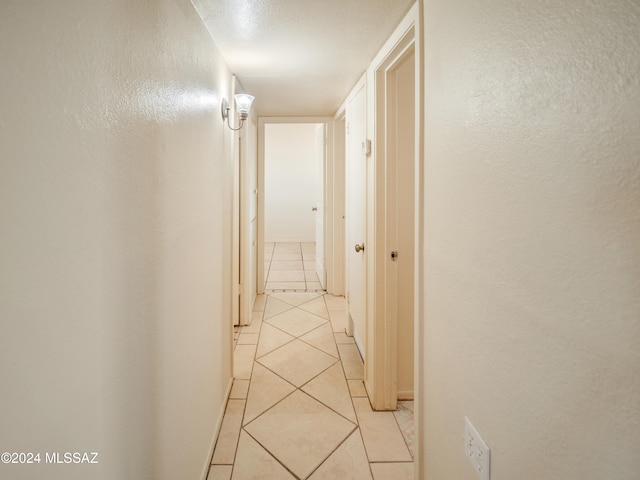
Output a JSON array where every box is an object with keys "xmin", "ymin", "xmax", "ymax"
[
  {"xmin": 264, "ymin": 242, "xmax": 323, "ymax": 292},
  {"xmin": 211, "ymin": 292, "xmax": 414, "ymax": 479}
]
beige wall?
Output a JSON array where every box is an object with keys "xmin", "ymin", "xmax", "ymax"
[
  {"xmin": 264, "ymin": 123, "xmax": 319, "ymax": 243},
  {"xmin": 421, "ymin": 0, "xmax": 640, "ymax": 479},
  {"xmin": 0, "ymin": 1, "xmax": 233, "ymax": 479}
]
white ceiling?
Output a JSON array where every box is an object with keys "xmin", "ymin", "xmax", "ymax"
[{"xmin": 191, "ymin": 0, "xmax": 414, "ymax": 117}]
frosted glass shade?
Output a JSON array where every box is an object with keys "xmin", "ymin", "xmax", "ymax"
[{"xmin": 234, "ymin": 94, "xmax": 254, "ymax": 120}]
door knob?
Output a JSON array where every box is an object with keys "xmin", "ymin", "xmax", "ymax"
[
  {"xmin": 312, "ymin": 206, "xmax": 318, "ymax": 212},
  {"xmin": 354, "ymin": 243, "xmax": 365, "ymax": 253}
]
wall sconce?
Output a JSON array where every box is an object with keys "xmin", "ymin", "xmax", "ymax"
[{"xmin": 221, "ymin": 94, "xmax": 255, "ymax": 131}]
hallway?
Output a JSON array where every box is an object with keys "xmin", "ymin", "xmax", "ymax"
[
  {"xmin": 2, "ymin": 1, "xmax": 638, "ymax": 479},
  {"xmin": 210, "ymin": 292, "xmax": 414, "ymax": 479},
  {"xmin": 264, "ymin": 242, "xmax": 323, "ymax": 292}
]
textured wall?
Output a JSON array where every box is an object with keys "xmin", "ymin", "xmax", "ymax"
[
  {"xmin": 421, "ymin": 0, "xmax": 640, "ymax": 479},
  {"xmin": 0, "ymin": 1, "xmax": 233, "ymax": 479}
]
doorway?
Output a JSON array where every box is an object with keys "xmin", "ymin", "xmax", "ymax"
[
  {"xmin": 345, "ymin": 80, "xmax": 367, "ymax": 355},
  {"xmin": 233, "ymin": 107, "xmax": 258, "ymax": 328},
  {"xmin": 257, "ymin": 118, "xmax": 334, "ymax": 295},
  {"xmin": 369, "ymin": 25, "xmax": 417, "ymax": 411},
  {"xmin": 388, "ymin": 46, "xmax": 416, "ymax": 402}
]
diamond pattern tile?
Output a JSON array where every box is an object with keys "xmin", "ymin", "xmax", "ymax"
[
  {"xmin": 265, "ymin": 308, "xmax": 327, "ymax": 337},
  {"xmin": 298, "ymin": 296, "xmax": 330, "ymax": 319},
  {"xmin": 263, "ymin": 296, "xmax": 294, "ymax": 319},
  {"xmin": 257, "ymin": 339, "xmax": 337, "ymax": 387},
  {"xmin": 221, "ymin": 289, "xmax": 415, "ymax": 479},
  {"xmin": 270, "ymin": 291, "xmax": 322, "ymax": 307},
  {"xmin": 302, "ymin": 362, "xmax": 357, "ymax": 423},
  {"xmin": 231, "ymin": 431, "xmax": 296, "ymax": 480},
  {"xmin": 244, "ymin": 390, "xmax": 356, "ymax": 479},
  {"xmin": 308, "ymin": 430, "xmax": 373, "ymax": 480},
  {"xmin": 256, "ymin": 323, "xmax": 295, "ymax": 358},
  {"xmin": 300, "ymin": 322, "xmax": 339, "ymax": 358},
  {"xmin": 244, "ymin": 363, "xmax": 296, "ymax": 425}
]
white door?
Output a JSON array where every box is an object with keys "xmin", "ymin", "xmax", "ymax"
[
  {"xmin": 315, "ymin": 124, "xmax": 326, "ymax": 289},
  {"xmin": 346, "ymin": 84, "xmax": 367, "ymax": 351}
]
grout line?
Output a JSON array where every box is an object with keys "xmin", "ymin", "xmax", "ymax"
[
  {"xmin": 265, "ymin": 242, "xmax": 324, "ymax": 293},
  {"xmin": 264, "ymin": 243, "xmax": 272, "ymax": 289},
  {"xmin": 304, "ymin": 425, "xmax": 359, "ymax": 479},
  {"xmin": 241, "ymin": 426, "xmax": 301, "ymax": 479},
  {"xmin": 392, "ymin": 401, "xmax": 416, "ymax": 459},
  {"xmin": 228, "ymin": 291, "xmax": 406, "ymax": 478},
  {"xmin": 299, "ymin": 242, "xmax": 307, "ymax": 291}
]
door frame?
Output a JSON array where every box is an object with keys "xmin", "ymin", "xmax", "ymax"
[
  {"xmin": 329, "ymin": 112, "xmax": 346, "ymax": 296},
  {"xmin": 366, "ymin": 4, "xmax": 419, "ymax": 411},
  {"xmin": 238, "ymin": 115, "xmax": 258, "ymax": 325},
  {"xmin": 257, "ymin": 117, "xmax": 335, "ymax": 294},
  {"xmin": 231, "ymin": 75, "xmax": 259, "ymax": 327},
  {"xmin": 315, "ymin": 123, "xmax": 327, "ymax": 289}
]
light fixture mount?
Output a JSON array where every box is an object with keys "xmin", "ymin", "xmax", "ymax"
[{"xmin": 220, "ymin": 98, "xmax": 230, "ymax": 122}]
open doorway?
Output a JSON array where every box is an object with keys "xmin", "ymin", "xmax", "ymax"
[
  {"xmin": 367, "ymin": 20, "xmax": 418, "ymax": 412},
  {"xmin": 389, "ymin": 46, "xmax": 416, "ymax": 402},
  {"xmin": 263, "ymin": 123, "xmax": 325, "ymax": 292},
  {"xmin": 257, "ymin": 118, "xmax": 335, "ymax": 295},
  {"xmin": 232, "ymin": 93, "xmax": 258, "ymax": 328}
]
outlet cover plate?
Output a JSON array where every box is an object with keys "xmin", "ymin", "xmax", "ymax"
[{"xmin": 465, "ymin": 417, "xmax": 490, "ymax": 480}]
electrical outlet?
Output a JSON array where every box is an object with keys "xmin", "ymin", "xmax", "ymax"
[{"xmin": 465, "ymin": 417, "xmax": 490, "ymax": 480}]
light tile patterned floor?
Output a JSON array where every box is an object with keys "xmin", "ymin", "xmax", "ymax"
[
  {"xmin": 264, "ymin": 242, "xmax": 323, "ymax": 292},
  {"xmin": 214, "ymin": 292, "xmax": 414, "ymax": 480}
]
